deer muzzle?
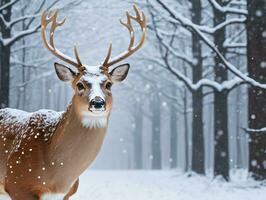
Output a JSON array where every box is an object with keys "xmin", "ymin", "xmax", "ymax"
[{"xmin": 89, "ymin": 97, "xmax": 105, "ymax": 112}]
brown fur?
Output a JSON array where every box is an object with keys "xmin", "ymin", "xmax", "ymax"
[
  {"xmin": 0, "ymin": 103, "xmax": 109, "ymax": 199},
  {"xmin": 0, "ymin": 5, "xmax": 146, "ymax": 199}
]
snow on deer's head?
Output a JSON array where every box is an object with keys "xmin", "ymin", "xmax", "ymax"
[
  {"xmin": 41, "ymin": 6, "xmax": 146, "ymax": 128},
  {"xmin": 54, "ymin": 63, "xmax": 129, "ymax": 128}
]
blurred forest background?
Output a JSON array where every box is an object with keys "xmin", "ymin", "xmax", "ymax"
[{"xmin": 0, "ymin": 0, "xmax": 266, "ymax": 181}]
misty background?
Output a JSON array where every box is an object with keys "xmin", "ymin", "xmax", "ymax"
[{"xmin": 1, "ymin": 0, "xmax": 266, "ymax": 182}]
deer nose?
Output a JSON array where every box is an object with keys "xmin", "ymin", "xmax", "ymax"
[{"xmin": 90, "ymin": 97, "xmax": 105, "ymax": 109}]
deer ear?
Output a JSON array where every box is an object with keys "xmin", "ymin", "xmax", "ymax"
[
  {"xmin": 109, "ymin": 64, "xmax": 130, "ymax": 83},
  {"xmin": 54, "ymin": 63, "xmax": 76, "ymax": 82}
]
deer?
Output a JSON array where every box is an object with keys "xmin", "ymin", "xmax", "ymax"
[{"xmin": 0, "ymin": 5, "xmax": 146, "ymax": 200}]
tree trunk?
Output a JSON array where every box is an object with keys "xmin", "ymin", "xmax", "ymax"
[
  {"xmin": 151, "ymin": 93, "xmax": 162, "ymax": 169},
  {"xmin": 0, "ymin": 0, "xmax": 12, "ymax": 109},
  {"xmin": 214, "ymin": 91, "xmax": 229, "ymax": 179},
  {"xmin": 191, "ymin": 0, "xmax": 204, "ymax": 175},
  {"xmin": 133, "ymin": 103, "xmax": 143, "ymax": 169},
  {"xmin": 213, "ymin": 1, "xmax": 229, "ymax": 180},
  {"xmin": 236, "ymin": 87, "xmax": 243, "ymax": 168},
  {"xmin": 170, "ymin": 85, "xmax": 178, "ymax": 168},
  {"xmin": 247, "ymin": 0, "xmax": 266, "ymax": 180},
  {"xmin": 21, "ymin": 7, "xmax": 27, "ymax": 110},
  {"xmin": 183, "ymin": 88, "xmax": 189, "ymax": 172}
]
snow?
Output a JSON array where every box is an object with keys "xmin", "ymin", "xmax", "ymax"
[
  {"xmin": 244, "ymin": 127, "xmax": 266, "ymax": 133},
  {"xmin": 0, "ymin": 25, "xmax": 40, "ymax": 46},
  {"xmin": 196, "ymin": 18, "xmax": 246, "ymax": 34},
  {"xmin": 208, "ymin": 0, "xmax": 247, "ymax": 16},
  {"xmin": 72, "ymin": 170, "xmax": 266, "ymax": 200},
  {"xmin": 153, "ymin": 0, "xmax": 266, "ymax": 89},
  {"xmin": 0, "ymin": 108, "xmax": 63, "ymax": 145},
  {"xmin": 0, "ymin": 108, "xmax": 62, "ymax": 125}
]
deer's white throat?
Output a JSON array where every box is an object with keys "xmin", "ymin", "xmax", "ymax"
[{"xmin": 81, "ymin": 111, "xmax": 108, "ymax": 129}]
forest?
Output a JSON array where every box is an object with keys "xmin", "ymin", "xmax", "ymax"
[{"xmin": 0, "ymin": 0, "xmax": 266, "ymax": 199}]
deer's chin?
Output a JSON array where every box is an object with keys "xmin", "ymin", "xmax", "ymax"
[
  {"xmin": 80, "ymin": 111, "xmax": 108, "ymax": 129},
  {"xmin": 89, "ymin": 108, "xmax": 106, "ymax": 113},
  {"xmin": 81, "ymin": 110, "xmax": 108, "ymax": 116}
]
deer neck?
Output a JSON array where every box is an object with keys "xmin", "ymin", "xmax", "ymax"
[{"xmin": 47, "ymin": 103, "xmax": 109, "ymax": 173}]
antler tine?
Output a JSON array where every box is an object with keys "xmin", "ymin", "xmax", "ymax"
[
  {"xmin": 102, "ymin": 43, "xmax": 113, "ymax": 67},
  {"xmin": 132, "ymin": 5, "xmax": 141, "ymax": 21},
  {"xmin": 120, "ymin": 12, "xmax": 135, "ymax": 50},
  {"xmin": 74, "ymin": 45, "xmax": 83, "ymax": 67},
  {"xmin": 102, "ymin": 5, "xmax": 147, "ymax": 68},
  {"xmin": 41, "ymin": 10, "xmax": 83, "ymax": 71},
  {"xmin": 50, "ymin": 11, "xmax": 66, "ymax": 49},
  {"xmin": 130, "ymin": 5, "xmax": 147, "ymax": 32}
]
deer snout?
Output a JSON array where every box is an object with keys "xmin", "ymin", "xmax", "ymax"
[{"xmin": 90, "ymin": 97, "xmax": 105, "ymax": 111}]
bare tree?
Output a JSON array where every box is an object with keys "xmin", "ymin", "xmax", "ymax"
[
  {"xmin": 0, "ymin": 0, "xmax": 81, "ymax": 109},
  {"xmin": 247, "ymin": 0, "xmax": 266, "ymax": 180},
  {"xmin": 212, "ymin": 0, "xmax": 230, "ymax": 180},
  {"xmin": 191, "ymin": 0, "xmax": 204, "ymax": 175},
  {"xmin": 145, "ymin": 0, "xmax": 253, "ymax": 179}
]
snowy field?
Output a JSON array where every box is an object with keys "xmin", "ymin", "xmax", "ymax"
[{"xmin": 72, "ymin": 170, "xmax": 266, "ymax": 200}]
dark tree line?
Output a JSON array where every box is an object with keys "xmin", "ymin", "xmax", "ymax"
[
  {"xmin": 144, "ymin": 0, "xmax": 266, "ymax": 181},
  {"xmin": 1, "ymin": 0, "xmax": 266, "ymax": 181},
  {"xmin": 212, "ymin": 0, "xmax": 229, "ymax": 180},
  {"xmin": 0, "ymin": 0, "xmax": 80, "ymax": 109},
  {"xmin": 0, "ymin": 0, "xmax": 47, "ymax": 108},
  {"xmin": 191, "ymin": 0, "xmax": 204, "ymax": 175},
  {"xmin": 247, "ymin": 0, "xmax": 266, "ymax": 180}
]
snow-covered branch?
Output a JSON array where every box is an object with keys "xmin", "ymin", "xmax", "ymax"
[
  {"xmin": 153, "ymin": 0, "xmax": 266, "ymax": 89},
  {"xmin": 208, "ymin": 0, "xmax": 247, "ymax": 16},
  {"xmin": 0, "ymin": 24, "xmax": 40, "ymax": 46},
  {"xmin": 143, "ymin": 56, "xmax": 245, "ymax": 92},
  {"xmin": 0, "ymin": 0, "xmax": 19, "ymax": 11},
  {"xmin": 166, "ymin": 61, "xmax": 245, "ymax": 92},
  {"xmin": 157, "ymin": 14, "xmax": 246, "ymax": 35},
  {"xmin": 1, "ymin": 14, "xmax": 40, "ymax": 29},
  {"xmin": 224, "ymin": 42, "xmax": 246, "ymax": 49},
  {"xmin": 0, "ymin": 14, "xmax": 8, "ymax": 27},
  {"xmin": 230, "ymin": 0, "xmax": 247, "ymax": 7},
  {"xmin": 196, "ymin": 18, "xmax": 246, "ymax": 34},
  {"xmin": 242, "ymin": 127, "xmax": 266, "ymax": 134}
]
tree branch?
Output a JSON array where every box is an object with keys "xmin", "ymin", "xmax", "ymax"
[
  {"xmin": 0, "ymin": 13, "xmax": 39, "ymax": 29},
  {"xmin": 1, "ymin": 24, "xmax": 40, "ymax": 46},
  {"xmin": 153, "ymin": 0, "xmax": 266, "ymax": 89},
  {"xmin": 208, "ymin": 0, "xmax": 247, "ymax": 16},
  {"xmin": 196, "ymin": 18, "xmax": 246, "ymax": 34},
  {"xmin": 0, "ymin": 0, "xmax": 20, "ymax": 11}
]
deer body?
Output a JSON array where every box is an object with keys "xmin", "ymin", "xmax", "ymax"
[
  {"xmin": 0, "ymin": 104, "xmax": 108, "ymax": 199},
  {"xmin": 0, "ymin": 5, "xmax": 146, "ymax": 200}
]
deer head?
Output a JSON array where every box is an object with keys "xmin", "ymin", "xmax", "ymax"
[{"xmin": 41, "ymin": 6, "xmax": 146, "ymax": 129}]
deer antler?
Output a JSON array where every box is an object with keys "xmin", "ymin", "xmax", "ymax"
[
  {"xmin": 102, "ymin": 5, "xmax": 147, "ymax": 69},
  {"xmin": 41, "ymin": 10, "xmax": 83, "ymax": 71}
]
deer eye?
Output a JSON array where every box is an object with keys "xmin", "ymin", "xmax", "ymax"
[
  {"xmin": 106, "ymin": 82, "xmax": 112, "ymax": 91},
  {"xmin": 76, "ymin": 82, "xmax": 85, "ymax": 91}
]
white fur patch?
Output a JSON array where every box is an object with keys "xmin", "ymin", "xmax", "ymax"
[
  {"xmin": 82, "ymin": 72, "xmax": 106, "ymax": 101},
  {"xmin": 89, "ymin": 82, "xmax": 105, "ymax": 100},
  {"xmin": 41, "ymin": 193, "xmax": 65, "ymax": 200},
  {"xmin": 81, "ymin": 112, "xmax": 108, "ymax": 129}
]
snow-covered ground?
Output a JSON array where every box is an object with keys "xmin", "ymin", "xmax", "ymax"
[{"xmin": 72, "ymin": 170, "xmax": 266, "ymax": 200}]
